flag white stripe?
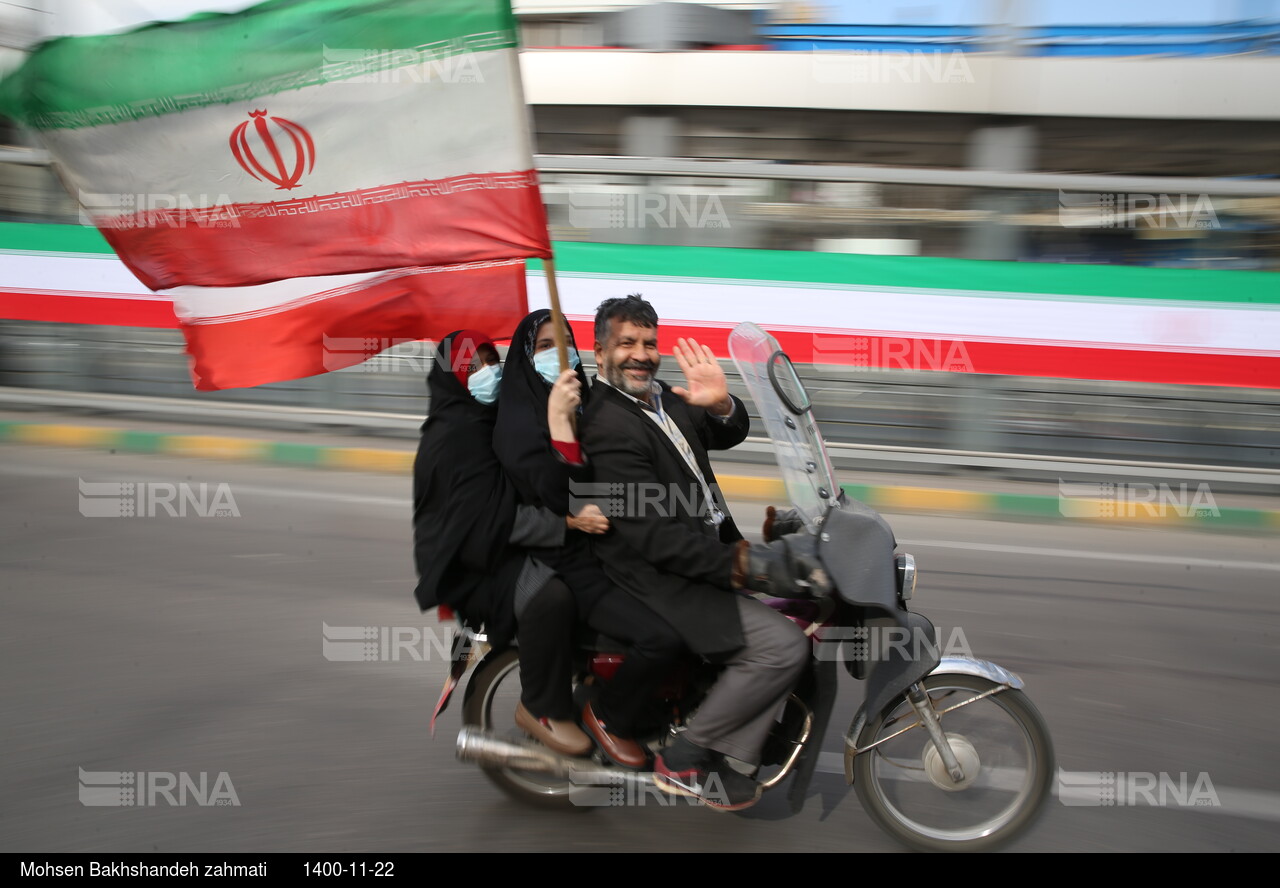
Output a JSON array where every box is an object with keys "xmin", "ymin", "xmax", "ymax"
[
  {"xmin": 5, "ymin": 252, "xmax": 1278, "ymax": 355},
  {"xmin": 42, "ymin": 49, "xmax": 526, "ymax": 213},
  {"xmin": 521, "ymin": 272, "xmax": 1280, "ymax": 356},
  {"xmin": 168, "ymin": 259, "xmax": 526, "ymax": 325}
]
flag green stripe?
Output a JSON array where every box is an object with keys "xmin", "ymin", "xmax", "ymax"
[
  {"xmin": 0, "ymin": 0, "xmax": 516, "ymax": 130},
  {"xmin": 536, "ymin": 243, "xmax": 1280, "ymax": 306},
  {"xmin": 0, "ymin": 222, "xmax": 1276, "ymax": 306},
  {"xmin": 0, "ymin": 222, "xmax": 116, "ymax": 255}
]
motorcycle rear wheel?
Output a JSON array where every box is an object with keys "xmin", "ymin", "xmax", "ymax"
[
  {"xmin": 853, "ymin": 674, "xmax": 1053, "ymax": 852},
  {"xmin": 461, "ymin": 647, "xmax": 596, "ymax": 811}
]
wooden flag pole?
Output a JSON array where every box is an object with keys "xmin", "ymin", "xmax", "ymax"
[{"xmin": 544, "ymin": 256, "xmax": 570, "ymax": 373}]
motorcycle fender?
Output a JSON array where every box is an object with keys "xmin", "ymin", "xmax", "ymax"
[
  {"xmin": 456, "ymin": 642, "xmax": 501, "ymax": 712},
  {"xmin": 842, "ymin": 656, "xmax": 1024, "ymax": 785},
  {"xmin": 861, "ymin": 611, "xmax": 940, "ymax": 727},
  {"xmin": 930, "ymin": 656, "xmax": 1025, "ymax": 690}
]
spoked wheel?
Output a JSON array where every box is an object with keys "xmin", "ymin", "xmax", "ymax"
[
  {"xmin": 461, "ymin": 647, "xmax": 597, "ymax": 810},
  {"xmin": 852, "ymin": 674, "xmax": 1053, "ymax": 852}
]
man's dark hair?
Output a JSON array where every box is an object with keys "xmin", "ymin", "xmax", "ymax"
[{"xmin": 594, "ymin": 294, "xmax": 659, "ymax": 347}]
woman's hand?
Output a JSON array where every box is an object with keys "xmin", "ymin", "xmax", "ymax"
[
  {"xmin": 548, "ymin": 369, "xmax": 580, "ymax": 443},
  {"xmin": 566, "ymin": 503, "xmax": 609, "ymax": 535}
]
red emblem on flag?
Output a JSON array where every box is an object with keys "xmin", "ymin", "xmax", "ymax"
[{"xmin": 229, "ymin": 110, "xmax": 316, "ymax": 190}]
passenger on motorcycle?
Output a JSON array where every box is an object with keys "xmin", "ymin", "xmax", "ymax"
[
  {"xmin": 412, "ymin": 330, "xmax": 596, "ymax": 759},
  {"xmin": 494, "ymin": 310, "xmax": 686, "ymax": 769}
]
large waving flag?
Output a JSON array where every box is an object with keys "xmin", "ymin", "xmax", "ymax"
[{"xmin": 0, "ymin": 0, "xmax": 546, "ymax": 390}]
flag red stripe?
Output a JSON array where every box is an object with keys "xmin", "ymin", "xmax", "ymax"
[
  {"xmin": 181, "ymin": 261, "xmax": 528, "ymax": 391},
  {"xmin": 563, "ymin": 321, "xmax": 1280, "ymax": 390},
  {"xmin": 95, "ymin": 171, "xmax": 551, "ymax": 290},
  {"xmin": 0, "ymin": 290, "xmax": 177, "ymax": 327}
]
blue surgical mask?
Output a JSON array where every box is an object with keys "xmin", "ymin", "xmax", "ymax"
[
  {"xmin": 467, "ymin": 363, "xmax": 501, "ymax": 404},
  {"xmin": 533, "ymin": 347, "xmax": 580, "ymax": 384}
]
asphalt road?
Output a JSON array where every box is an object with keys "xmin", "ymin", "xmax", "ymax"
[{"xmin": 2, "ymin": 442, "xmax": 1277, "ymax": 853}]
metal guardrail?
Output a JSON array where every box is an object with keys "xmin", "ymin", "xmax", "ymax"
[
  {"xmin": 3, "ymin": 384, "xmax": 1278, "ymax": 494},
  {"xmin": 5, "ymin": 151, "xmax": 1278, "ymax": 199},
  {"xmin": 0, "ymin": 148, "xmax": 49, "ymax": 165},
  {"xmin": 533, "ymin": 155, "xmax": 1280, "ymax": 196},
  {"xmin": 4, "ymin": 155, "xmax": 1277, "ymax": 268}
]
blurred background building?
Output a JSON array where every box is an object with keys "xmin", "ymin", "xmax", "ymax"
[{"xmin": 0, "ymin": 0, "xmax": 1277, "ymax": 475}]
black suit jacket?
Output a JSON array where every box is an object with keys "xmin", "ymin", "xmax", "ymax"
[{"xmin": 581, "ymin": 378, "xmax": 750, "ymax": 656}]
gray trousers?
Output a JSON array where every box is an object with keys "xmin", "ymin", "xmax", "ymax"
[{"xmin": 685, "ymin": 595, "xmax": 809, "ymax": 766}]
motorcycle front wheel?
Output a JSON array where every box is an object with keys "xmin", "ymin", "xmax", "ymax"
[
  {"xmin": 461, "ymin": 647, "xmax": 596, "ymax": 811},
  {"xmin": 852, "ymin": 674, "xmax": 1053, "ymax": 852}
]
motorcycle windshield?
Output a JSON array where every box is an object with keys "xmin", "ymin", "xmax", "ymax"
[{"xmin": 728, "ymin": 322, "xmax": 841, "ymax": 528}]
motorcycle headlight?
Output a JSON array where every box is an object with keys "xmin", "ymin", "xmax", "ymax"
[{"xmin": 895, "ymin": 553, "xmax": 916, "ymax": 601}]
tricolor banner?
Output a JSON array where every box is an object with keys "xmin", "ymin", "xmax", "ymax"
[
  {"xmin": 0, "ymin": 0, "xmax": 546, "ymax": 389},
  {"xmin": 4, "ymin": 230, "xmax": 1278, "ymax": 390}
]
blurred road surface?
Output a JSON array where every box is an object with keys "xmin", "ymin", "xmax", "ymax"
[{"xmin": 2, "ymin": 442, "xmax": 1277, "ymax": 852}]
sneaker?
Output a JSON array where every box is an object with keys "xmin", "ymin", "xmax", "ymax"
[{"xmin": 654, "ymin": 735, "xmax": 762, "ymax": 812}]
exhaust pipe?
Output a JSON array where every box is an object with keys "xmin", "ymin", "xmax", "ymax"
[
  {"xmin": 456, "ymin": 727, "xmax": 658, "ymax": 789},
  {"xmin": 456, "ymin": 726, "xmax": 583, "ymax": 776}
]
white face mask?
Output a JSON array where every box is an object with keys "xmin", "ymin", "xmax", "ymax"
[
  {"xmin": 533, "ymin": 347, "xmax": 580, "ymax": 384},
  {"xmin": 467, "ymin": 363, "xmax": 502, "ymax": 404}
]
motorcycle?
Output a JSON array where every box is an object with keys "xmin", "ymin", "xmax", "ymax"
[{"xmin": 442, "ymin": 322, "xmax": 1054, "ymax": 852}]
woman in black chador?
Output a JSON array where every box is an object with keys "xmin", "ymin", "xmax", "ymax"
[
  {"xmin": 413, "ymin": 329, "xmax": 594, "ymax": 757},
  {"xmin": 493, "ymin": 310, "xmax": 685, "ymax": 769}
]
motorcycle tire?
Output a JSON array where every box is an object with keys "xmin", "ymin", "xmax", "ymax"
[
  {"xmin": 852, "ymin": 674, "xmax": 1053, "ymax": 852},
  {"xmin": 461, "ymin": 647, "xmax": 596, "ymax": 811}
]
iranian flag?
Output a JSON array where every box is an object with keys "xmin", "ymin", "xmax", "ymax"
[{"xmin": 0, "ymin": 0, "xmax": 546, "ymax": 390}]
